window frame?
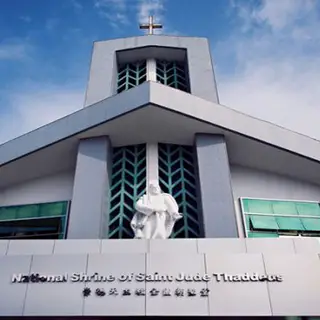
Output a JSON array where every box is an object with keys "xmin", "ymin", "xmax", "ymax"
[
  {"xmin": 239, "ymin": 197, "xmax": 320, "ymax": 238},
  {"xmin": 155, "ymin": 59, "xmax": 190, "ymax": 93},
  {"xmin": 0, "ymin": 200, "xmax": 71, "ymax": 240},
  {"xmin": 116, "ymin": 60, "xmax": 148, "ymax": 94}
]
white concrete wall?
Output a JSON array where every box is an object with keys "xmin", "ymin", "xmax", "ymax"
[
  {"xmin": 1, "ymin": 238, "xmax": 320, "ymax": 316},
  {"xmin": 85, "ymin": 36, "xmax": 219, "ymax": 107},
  {"xmin": 231, "ymin": 165, "xmax": 320, "ymax": 201},
  {"xmin": 0, "ymin": 171, "xmax": 74, "ymax": 206}
]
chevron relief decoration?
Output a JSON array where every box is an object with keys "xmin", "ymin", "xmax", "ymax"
[
  {"xmin": 117, "ymin": 60, "xmax": 147, "ymax": 93},
  {"xmin": 108, "ymin": 144, "xmax": 147, "ymax": 238},
  {"xmin": 156, "ymin": 60, "xmax": 190, "ymax": 93},
  {"xmin": 158, "ymin": 143, "xmax": 201, "ymax": 238}
]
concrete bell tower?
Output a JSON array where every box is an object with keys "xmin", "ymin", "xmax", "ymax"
[
  {"xmin": 84, "ymin": 17, "xmax": 219, "ymax": 107},
  {"xmin": 68, "ymin": 17, "xmax": 238, "ymax": 240}
]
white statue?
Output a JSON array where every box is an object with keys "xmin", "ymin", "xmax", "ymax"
[{"xmin": 130, "ymin": 181, "xmax": 182, "ymax": 239}]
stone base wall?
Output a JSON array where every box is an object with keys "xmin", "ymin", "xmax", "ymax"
[{"xmin": 0, "ymin": 238, "xmax": 320, "ymax": 317}]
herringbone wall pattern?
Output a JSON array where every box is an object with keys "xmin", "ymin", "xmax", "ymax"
[
  {"xmin": 158, "ymin": 143, "xmax": 201, "ymax": 238},
  {"xmin": 156, "ymin": 60, "xmax": 189, "ymax": 93},
  {"xmin": 108, "ymin": 144, "xmax": 147, "ymax": 238},
  {"xmin": 117, "ymin": 61, "xmax": 147, "ymax": 93}
]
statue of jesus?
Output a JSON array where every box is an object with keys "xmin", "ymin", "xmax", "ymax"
[{"xmin": 130, "ymin": 181, "xmax": 182, "ymax": 239}]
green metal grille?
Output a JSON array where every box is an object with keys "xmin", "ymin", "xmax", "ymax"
[
  {"xmin": 156, "ymin": 60, "xmax": 189, "ymax": 92},
  {"xmin": 117, "ymin": 61, "xmax": 147, "ymax": 93},
  {"xmin": 158, "ymin": 143, "xmax": 200, "ymax": 238},
  {"xmin": 108, "ymin": 144, "xmax": 147, "ymax": 238}
]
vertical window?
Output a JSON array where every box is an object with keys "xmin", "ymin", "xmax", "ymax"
[
  {"xmin": 0, "ymin": 201, "xmax": 70, "ymax": 239},
  {"xmin": 158, "ymin": 143, "xmax": 200, "ymax": 238},
  {"xmin": 240, "ymin": 198, "xmax": 320, "ymax": 238},
  {"xmin": 116, "ymin": 61, "xmax": 147, "ymax": 93},
  {"xmin": 108, "ymin": 144, "xmax": 147, "ymax": 238},
  {"xmin": 156, "ymin": 60, "xmax": 190, "ymax": 93}
]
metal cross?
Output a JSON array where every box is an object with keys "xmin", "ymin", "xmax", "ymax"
[{"xmin": 139, "ymin": 16, "xmax": 162, "ymax": 35}]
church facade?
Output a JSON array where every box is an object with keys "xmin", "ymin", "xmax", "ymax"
[{"xmin": 1, "ymin": 24, "xmax": 320, "ymax": 318}]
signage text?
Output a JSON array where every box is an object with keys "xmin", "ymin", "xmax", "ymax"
[{"xmin": 11, "ymin": 272, "xmax": 283, "ymax": 284}]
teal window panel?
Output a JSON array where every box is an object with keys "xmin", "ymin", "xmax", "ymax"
[
  {"xmin": 301, "ymin": 218, "xmax": 320, "ymax": 231},
  {"xmin": 248, "ymin": 232, "xmax": 279, "ymax": 238},
  {"xmin": 39, "ymin": 202, "xmax": 67, "ymax": 217},
  {"xmin": 0, "ymin": 207, "xmax": 17, "ymax": 220},
  {"xmin": 16, "ymin": 204, "xmax": 39, "ymax": 219},
  {"xmin": 296, "ymin": 202, "xmax": 320, "ymax": 216},
  {"xmin": 0, "ymin": 201, "xmax": 68, "ymax": 222},
  {"xmin": 158, "ymin": 143, "xmax": 200, "ymax": 238},
  {"xmin": 246, "ymin": 199, "xmax": 273, "ymax": 214},
  {"xmin": 272, "ymin": 201, "xmax": 298, "ymax": 215},
  {"xmin": 250, "ymin": 215, "xmax": 278, "ymax": 230},
  {"xmin": 276, "ymin": 217, "xmax": 305, "ymax": 231}
]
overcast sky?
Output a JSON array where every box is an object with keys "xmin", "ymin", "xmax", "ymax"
[{"xmin": 0, "ymin": 0, "xmax": 319, "ymax": 144}]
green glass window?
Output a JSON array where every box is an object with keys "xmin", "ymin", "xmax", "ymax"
[
  {"xmin": 276, "ymin": 217, "xmax": 304, "ymax": 231},
  {"xmin": 245, "ymin": 199, "xmax": 273, "ymax": 214},
  {"xmin": 241, "ymin": 198, "xmax": 320, "ymax": 238},
  {"xmin": 117, "ymin": 61, "xmax": 147, "ymax": 93},
  {"xmin": 301, "ymin": 218, "xmax": 320, "ymax": 231},
  {"xmin": 16, "ymin": 205, "xmax": 40, "ymax": 219},
  {"xmin": 296, "ymin": 202, "xmax": 320, "ymax": 216},
  {"xmin": 250, "ymin": 215, "xmax": 278, "ymax": 230},
  {"xmin": 0, "ymin": 201, "xmax": 69, "ymax": 239},
  {"xmin": 272, "ymin": 201, "xmax": 298, "ymax": 215},
  {"xmin": 156, "ymin": 60, "xmax": 190, "ymax": 93}
]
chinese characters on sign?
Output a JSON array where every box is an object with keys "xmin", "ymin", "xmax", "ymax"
[{"xmin": 81, "ymin": 287, "xmax": 210, "ymax": 298}]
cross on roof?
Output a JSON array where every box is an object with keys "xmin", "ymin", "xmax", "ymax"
[{"xmin": 139, "ymin": 16, "xmax": 162, "ymax": 35}]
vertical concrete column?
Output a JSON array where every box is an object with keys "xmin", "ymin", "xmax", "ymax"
[
  {"xmin": 146, "ymin": 143, "xmax": 159, "ymax": 187},
  {"xmin": 147, "ymin": 58, "xmax": 157, "ymax": 82},
  {"xmin": 68, "ymin": 136, "xmax": 112, "ymax": 239},
  {"xmin": 194, "ymin": 134, "xmax": 238, "ymax": 238}
]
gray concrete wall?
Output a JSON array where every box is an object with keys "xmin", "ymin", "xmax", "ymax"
[
  {"xmin": 67, "ymin": 136, "xmax": 111, "ymax": 239},
  {"xmin": 0, "ymin": 172, "xmax": 74, "ymax": 206},
  {"xmin": 85, "ymin": 36, "xmax": 219, "ymax": 107},
  {"xmin": 1, "ymin": 238, "xmax": 320, "ymax": 316},
  {"xmin": 195, "ymin": 134, "xmax": 238, "ymax": 238}
]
